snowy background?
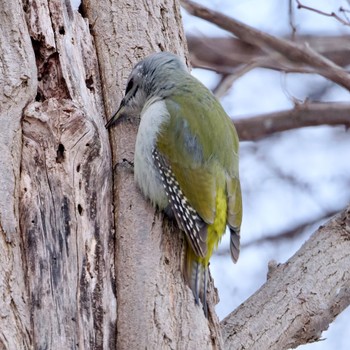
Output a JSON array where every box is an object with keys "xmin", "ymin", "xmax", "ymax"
[{"xmin": 70, "ymin": 0, "xmax": 350, "ymax": 348}]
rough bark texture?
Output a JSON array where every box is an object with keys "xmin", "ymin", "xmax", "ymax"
[
  {"xmin": 1, "ymin": 0, "xmax": 117, "ymax": 348},
  {"xmin": 0, "ymin": 1, "xmax": 36, "ymax": 348},
  {"xmin": 82, "ymin": 0, "xmax": 222, "ymax": 348},
  {"xmin": 221, "ymin": 207, "xmax": 350, "ymax": 350}
]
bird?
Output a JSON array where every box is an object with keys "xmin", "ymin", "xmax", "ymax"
[{"xmin": 106, "ymin": 52, "xmax": 242, "ymax": 316}]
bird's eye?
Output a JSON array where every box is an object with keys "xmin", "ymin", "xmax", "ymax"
[{"xmin": 125, "ymin": 79, "xmax": 134, "ymax": 95}]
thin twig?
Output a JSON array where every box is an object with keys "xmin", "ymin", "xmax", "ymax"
[
  {"xmin": 213, "ymin": 62, "xmax": 258, "ymax": 98},
  {"xmin": 289, "ymin": 0, "xmax": 297, "ymax": 39},
  {"xmin": 339, "ymin": 6, "xmax": 350, "ymax": 23},
  {"xmin": 217, "ymin": 207, "xmax": 341, "ymax": 256},
  {"xmin": 296, "ymin": 0, "xmax": 350, "ymax": 27}
]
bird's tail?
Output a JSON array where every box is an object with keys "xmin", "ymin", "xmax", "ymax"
[{"xmin": 184, "ymin": 247, "xmax": 209, "ymax": 317}]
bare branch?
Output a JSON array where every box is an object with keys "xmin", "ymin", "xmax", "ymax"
[
  {"xmin": 221, "ymin": 207, "xmax": 350, "ymax": 349},
  {"xmin": 296, "ymin": 0, "xmax": 350, "ymax": 27},
  {"xmin": 181, "ymin": 0, "xmax": 350, "ymax": 91},
  {"xmin": 245, "ymin": 207, "xmax": 341, "ymax": 247},
  {"xmin": 233, "ymin": 102, "xmax": 350, "ymax": 141},
  {"xmin": 187, "ymin": 35, "xmax": 350, "ymax": 72},
  {"xmin": 340, "ymin": 6, "xmax": 350, "ymax": 24},
  {"xmin": 212, "ymin": 63, "xmax": 258, "ymax": 98},
  {"xmin": 288, "ymin": 0, "xmax": 297, "ymax": 39}
]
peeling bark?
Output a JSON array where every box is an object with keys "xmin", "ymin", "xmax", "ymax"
[
  {"xmin": 2, "ymin": 0, "xmax": 116, "ymax": 348},
  {"xmin": 20, "ymin": 98, "xmax": 116, "ymax": 349}
]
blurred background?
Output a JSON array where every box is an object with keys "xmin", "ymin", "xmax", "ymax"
[{"xmin": 181, "ymin": 1, "xmax": 350, "ymax": 349}]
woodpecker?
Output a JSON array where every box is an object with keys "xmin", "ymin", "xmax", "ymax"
[{"xmin": 106, "ymin": 52, "xmax": 242, "ymax": 315}]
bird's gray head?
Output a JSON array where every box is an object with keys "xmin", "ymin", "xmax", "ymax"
[
  {"xmin": 123, "ymin": 52, "xmax": 188, "ymax": 108},
  {"xmin": 106, "ymin": 52, "xmax": 188, "ymax": 127}
]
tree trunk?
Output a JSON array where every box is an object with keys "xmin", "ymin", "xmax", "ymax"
[{"xmin": 1, "ymin": 0, "xmax": 117, "ymax": 348}]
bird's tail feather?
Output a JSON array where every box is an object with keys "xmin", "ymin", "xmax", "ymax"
[{"xmin": 184, "ymin": 248, "xmax": 208, "ymax": 317}]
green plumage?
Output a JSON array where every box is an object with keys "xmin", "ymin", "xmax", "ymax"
[
  {"xmin": 106, "ymin": 52, "xmax": 242, "ymax": 316},
  {"xmin": 156, "ymin": 75, "xmax": 240, "ymax": 233},
  {"xmin": 156, "ymin": 74, "xmax": 242, "ymax": 313}
]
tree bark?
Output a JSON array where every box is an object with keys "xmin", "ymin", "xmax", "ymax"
[
  {"xmin": 2, "ymin": 0, "xmax": 117, "ymax": 348},
  {"xmin": 0, "ymin": 1, "xmax": 36, "ymax": 348}
]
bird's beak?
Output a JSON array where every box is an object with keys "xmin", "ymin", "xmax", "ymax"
[{"xmin": 105, "ymin": 99, "xmax": 126, "ymax": 129}]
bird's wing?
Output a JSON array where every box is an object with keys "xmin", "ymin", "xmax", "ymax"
[
  {"xmin": 152, "ymin": 148, "xmax": 209, "ymax": 258},
  {"xmin": 155, "ymin": 90, "xmax": 240, "ymax": 258},
  {"xmin": 157, "ymin": 95, "xmax": 225, "ymax": 224}
]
